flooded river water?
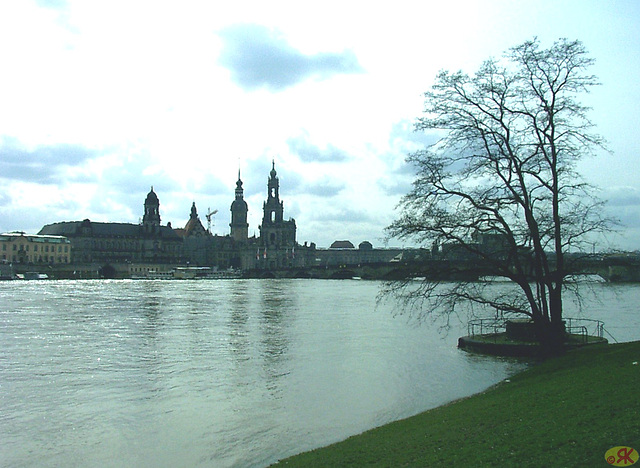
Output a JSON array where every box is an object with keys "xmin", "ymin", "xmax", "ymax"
[{"xmin": 0, "ymin": 279, "xmax": 637, "ymax": 467}]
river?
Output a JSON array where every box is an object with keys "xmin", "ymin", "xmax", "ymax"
[{"xmin": 0, "ymin": 279, "xmax": 637, "ymax": 467}]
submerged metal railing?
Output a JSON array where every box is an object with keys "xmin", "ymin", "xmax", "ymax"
[
  {"xmin": 467, "ymin": 318, "xmax": 506, "ymax": 338},
  {"xmin": 467, "ymin": 317, "xmax": 605, "ymax": 344},
  {"xmin": 564, "ymin": 318, "xmax": 605, "ymax": 344}
]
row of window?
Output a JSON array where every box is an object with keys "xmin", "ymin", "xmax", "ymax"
[
  {"xmin": 130, "ymin": 267, "xmax": 172, "ymax": 273},
  {"xmin": 2, "ymin": 254, "xmax": 69, "ymax": 264},
  {"xmin": 83, "ymin": 240, "xmax": 181, "ymax": 253},
  {"xmin": 75, "ymin": 253, "xmax": 183, "ymax": 263},
  {"xmin": 2, "ymin": 244, "xmax": 69, "ymax": 253}
]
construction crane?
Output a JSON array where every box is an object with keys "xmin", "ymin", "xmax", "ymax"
[{"xmin": 205, "ymin": 208, "xmax": 218, "ymax": 233}]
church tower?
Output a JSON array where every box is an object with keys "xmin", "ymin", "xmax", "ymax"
[
  {"xmin": 259, "ymin": 160, "xmax": 297, "ymax": 269},
  {"xmin": 142, "ymin": 186, "xmax": 161, "ymax": 234},
  {"xmin": 230, "ymin": 169, "xmax": 249, "ymax": 242},
  {"xmin": 183, "ymin": 202, "xmax": 208, "ymax": 237},
  {"xmin": 262, "ymin": 160, "xmax": 284, "ymax": 225}
]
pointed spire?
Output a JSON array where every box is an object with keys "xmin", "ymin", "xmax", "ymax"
[
  {"xmin": 230, "ymin": 165, "xmax": 249, "ymax": 242},
  {"xmin": 235, "ymin": 171, "xmax": 244, "ymax": 194}
]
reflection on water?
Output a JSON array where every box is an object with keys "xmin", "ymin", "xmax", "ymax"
[{"xmin": 0, "ymin": 279, "xmax": 637, "ymax": 467}]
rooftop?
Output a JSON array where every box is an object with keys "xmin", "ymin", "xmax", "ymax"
[{"xmin": 0, "ymin": 232, "xmax": 71, "ymax": 244}]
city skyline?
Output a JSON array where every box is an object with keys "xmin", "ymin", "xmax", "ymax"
[{"xmin": 1, "ymin": 1, "xmax": 639, "ymax": 249}]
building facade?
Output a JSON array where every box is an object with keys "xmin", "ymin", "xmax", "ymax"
[
  {"xmin": 313, "ymin": 240, "xmax": 406, "ymax": 267},
  {"xmin": 39, "ymin": 188, "xmax": 182, "ymax": 265},
  {"xmin": 177, "ymin": 202, "xmax": 214, "ymax": 266},
  {"xmin": 34, "ymin": 163, "xmax": 318, "ymax": 273},
  {"xmin": 0, "ymin": 232, "xmax": 71, "ymax": 264}
]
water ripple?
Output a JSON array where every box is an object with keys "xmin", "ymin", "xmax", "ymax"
[{"xmin": 2, "ymin": 279, "xmax": 635, "ymax": 467}]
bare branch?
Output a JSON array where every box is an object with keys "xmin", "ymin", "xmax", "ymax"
[{"xmin": 386, "ymin": 38, "xmax": 614, "ymax": 351}]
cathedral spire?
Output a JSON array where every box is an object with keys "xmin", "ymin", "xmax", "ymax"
[
  {"xmin": 267, "ymin": 160, "xmax": 279, "ymax": 201},
  {"xmin": 258, "ymin": 159, "xmax": 297, "ymax": 269},
  {"xmin": 230, "ymin": 169, "xmax": 249, "ymax": 242},
  {"xmin": 235, "ymin": 168, "xmax": 244, "ymax": 199}
]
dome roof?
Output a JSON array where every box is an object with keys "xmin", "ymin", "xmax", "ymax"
[
  {"xmin": 231, "ymin": 199, "xmax": 248, "ymax": 210},
  {"xmin": 330, "ymin": 240, "xmax": 355, "ymax": 249},
  {"xmin": 145, "ymin": 187, "xmax": 159, "ymax": 204}
]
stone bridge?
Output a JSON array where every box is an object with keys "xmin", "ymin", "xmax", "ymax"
[
  {"xmin": 568, "ymin": 254, "xmax": 640, "ymax": 282},
  {"xmin": 248, "ymin": 254, "xmax": 640, "ymax": 282}
]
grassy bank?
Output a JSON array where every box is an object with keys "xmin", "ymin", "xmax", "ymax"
[{"xmin": 274, "ymin": 341, "xmax": 640, "ymax": 467}]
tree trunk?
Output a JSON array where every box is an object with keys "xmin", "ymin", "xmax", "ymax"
[{"xmin": 534, "ymin": 312, "xmax": 566, "ymax": 357}]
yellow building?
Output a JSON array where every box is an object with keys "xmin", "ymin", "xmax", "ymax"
[{"xmin": 0, "ymin": 232, "xmax": 71, "ymax": 265}]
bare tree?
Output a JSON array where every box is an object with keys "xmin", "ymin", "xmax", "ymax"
[{"xmin": 386, "ymin": 38, "xmax": 613, "ymax": 353}]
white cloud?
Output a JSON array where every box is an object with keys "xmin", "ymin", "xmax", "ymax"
[
  {"xmin": 217, "ymin": 23, "xmax": 364, "ymax": 91},
  {"xmin": 0, "ymin": 0, "xmax": 638, "ymax": 250}
]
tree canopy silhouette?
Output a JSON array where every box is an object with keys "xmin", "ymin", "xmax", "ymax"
[{"xmin": 386, "ymin": 38, "xmax": 612, "ymax": 353}]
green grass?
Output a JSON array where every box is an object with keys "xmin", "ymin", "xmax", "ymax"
[{"xmin": 273, "ymin": 341, "xmax": 640, "ymax": 467}]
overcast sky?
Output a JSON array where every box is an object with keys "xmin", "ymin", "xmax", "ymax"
[{"xmin": 0, "ymin": 0, "xmax": 639, "ymax": 250}]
